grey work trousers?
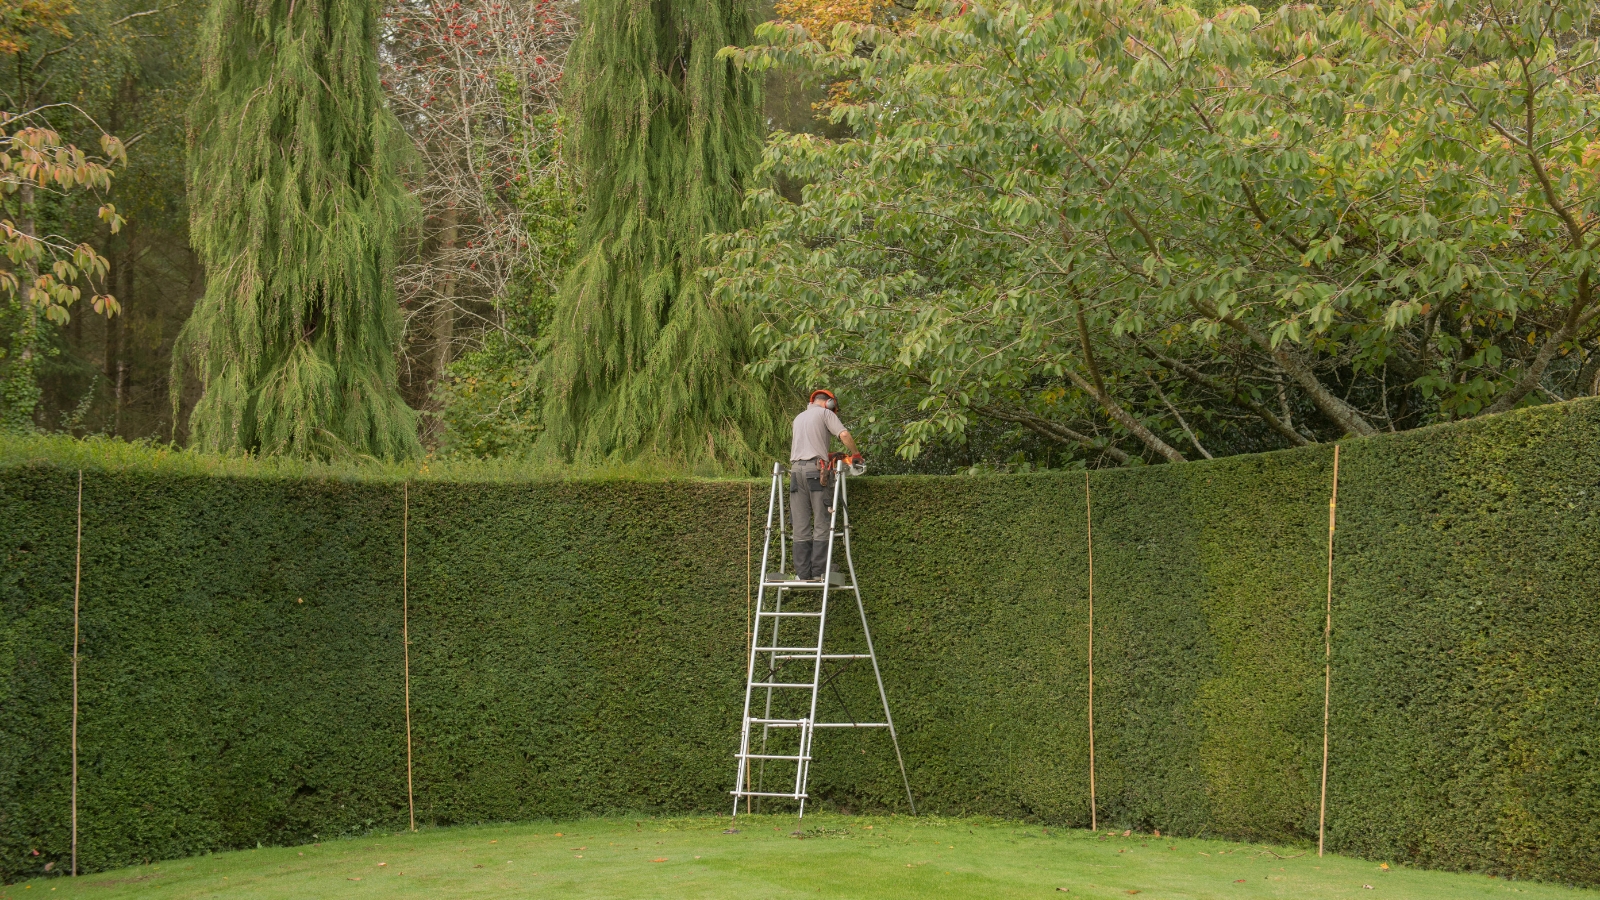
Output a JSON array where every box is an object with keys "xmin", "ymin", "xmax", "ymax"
[{"xmin": 789, "ymin": 458, "xmax": 831, "ymax": 542}]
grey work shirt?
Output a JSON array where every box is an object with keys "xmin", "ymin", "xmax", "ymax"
[{"xmin": 790, "ymin": 405, "xmax": 846, "ymax": 461}]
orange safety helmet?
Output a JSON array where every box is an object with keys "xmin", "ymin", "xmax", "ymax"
[{"xmin": 808, "ymin": 389, "xmax": 838, "ymax": 411}]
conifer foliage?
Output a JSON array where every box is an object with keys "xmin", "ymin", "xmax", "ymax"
[
  {"xmin": 543, "ymin": 0, "xmax": 782, "ymax": 470},
  {"xmin": 176, "ymin": 0, "xmax": 420, "ymax": 459}
]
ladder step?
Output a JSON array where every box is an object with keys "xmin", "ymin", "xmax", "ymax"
[
  {"xmin": 762, "ymin": 580, "xmax": 853, "ymax": 589},
  {"xmin": 735, "ymin": 753, "xmax": 810, "ymax": 761},
  {"xmin": 748, "ymin": 681, "xmax": 816, "ymax": 689},
  {"xmin": 753, "ymin": 646, "xmax": 872, "ymax": 659},
  {"xmin": 771, "ymin": 653, "xmax": 872, "ymax": 660},
  {"xmin": 755, "ymin": 610, "xmax": 822, "ymax": 618},
  {"xmin": 731, "ymin": 790, "xmax": 809, "ymax": 799},
  {"xmin": 741, "ymin": 719, "xmax": 889, "ymax": 728}
]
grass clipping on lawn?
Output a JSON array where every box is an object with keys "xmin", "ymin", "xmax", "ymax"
[{"xmin": 14, "ymin": 816, "xmax": 1581, "ymax": 900}]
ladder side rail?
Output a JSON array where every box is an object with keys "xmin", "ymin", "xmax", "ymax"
[
  {"xmin": 838, "ymin": 471, "xmax": 918, "ymax": 815},
  {"xmin": 764, "ymin": 470, "xmax": 791, "ymax": 676},
  {"xmin": 796, "ymin": 459, "xmax": 845, "ymax": 817},
  {"xmin": 756, "ymin": 465, "xmax": 795, "ymax": 812},
  {"xmin": 734, "ymin": 464, "xmax": 785, "ymax": 815}
]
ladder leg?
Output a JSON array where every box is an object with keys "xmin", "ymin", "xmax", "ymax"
[
  {"xmin": 758, "ymin": 466, "xmax": 795, "ymax": 811},
  {"xmin": 734, "ymin": 464, "xmax": 784, "ymax": 818},
  {"xmin": 796, "ymin": 462, "xmax": 844, "ymax": 820},
  {"xmin": 840, "ymin": 474, "xmax": 917, "ymax": 815}
]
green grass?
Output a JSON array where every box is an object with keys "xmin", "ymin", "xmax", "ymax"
[{"xmin": 5, "ymin": 816, "xmax": 1587, "ymax": 899}]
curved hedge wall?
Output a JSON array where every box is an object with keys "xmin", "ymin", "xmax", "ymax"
[{"xmin": 2, "ymin": 399, "xmax": 1597, "ymax": 886}]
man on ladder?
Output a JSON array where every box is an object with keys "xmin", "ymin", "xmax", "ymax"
[
  {"xmin": 790, "ymin": 389, "xmax": 863, "ymax": 581},
  {"xmin": 732, "ymin": 392, "xmax": 913, "ymax": 818}
]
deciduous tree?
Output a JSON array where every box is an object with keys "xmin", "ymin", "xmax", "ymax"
[
  {"xmin": 716, "ymin": 0, "xmax": 1600, "ymax": 464},
  {"xmin": 1, "ymin": 16, "xmax": 127, "ymax": 430}
]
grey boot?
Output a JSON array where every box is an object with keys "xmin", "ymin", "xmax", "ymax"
[
  {"xmin": 810, "ymin": 540, "xmax": 832, "ymax": 580},
  {"xmin": 792, "ymin": 541, "xmax": 811, "ymax": 581}
]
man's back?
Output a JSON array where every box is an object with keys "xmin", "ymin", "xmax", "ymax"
[{"xmin": 791, "ymin": 404, "xmax": 845, "ymax": 461}]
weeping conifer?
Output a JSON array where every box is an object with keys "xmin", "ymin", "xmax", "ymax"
[
  {"xmin": 543, "ymin": 0, "xmax": 783, "ymax": 469},
  {"xmin": 175, "ymin": 0, "xmax": 420, "ymax": 459}
]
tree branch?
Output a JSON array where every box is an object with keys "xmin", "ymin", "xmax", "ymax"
[
  {"xmin": 1485, "ymin": 269, "xmax": 1592, "ymax": 414},
  {"xmin": 1064, "ymin": 368, "xmax": 1186, "ymax": 462},
  {"xmin": 1147, "ymin": 373, "xmax": 1212, "ymax": 459},
  {"xmin": 976, "ymin": 403, "xmax": 1132, "ymax": 465},
  {"xmin": 1186, "ymin": 295, "xmax": 1378, "ymax": 436},
  {"xmin": 1144, "ymin": 346, "xmax": 1311, "ymax": 447}
]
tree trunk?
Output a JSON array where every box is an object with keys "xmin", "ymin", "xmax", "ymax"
[
  {"xmin": 1186, "ymin": 295, "xmax": 1378, "ymax": 436},
  {"xmin": 977, "ymin": 403, "xmax": 1133, "ymax": 465},
  {"xmin": 168, "ymin": 247, "xmax": 208, "ymax": 442},
  {"xmin": 1066, "ymin": 369, "xmax": 1187, "ymax": 462},
  {"xmin": 424, "ymin": 205, "xmax": 460, "ymax": 449},
  {"xmin": 10, "ymin": 183, "xmax": 44, "ymax": 428},
  {"xmin": 106, "ymin": 224, "xmax": 135, "ymax": 437},
  {"xmin": 1485, "ymin": 270, "xmax": 1594, "ymax": 414},
  {"xmin": 1144, "ymin": 346, "xmax": 1310, "ymax": 447},
  {"xmin": 1576, "ymin": 345, "xmax": 1600, "ymax": 398}
]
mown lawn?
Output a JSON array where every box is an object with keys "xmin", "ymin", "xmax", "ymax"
[{"xmin": 5, "ymin": 815, "xmax": 1585, "ymax": 899}]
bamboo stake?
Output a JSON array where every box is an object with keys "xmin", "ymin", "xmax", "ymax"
[
  {"xmin": 72, "ymin": 470, "xmax": 82, "ymax": 877},
  {"xmin": 1318, "ymin": 445, "xmax": 1341, "ymax": 857},
  {"xmin": 403, "ymin": 483, "xmax": 416, "ymax": 832},
  {"xmin": 1085, "ymin": 468, "xmax": 1097, "ymax": 832}
]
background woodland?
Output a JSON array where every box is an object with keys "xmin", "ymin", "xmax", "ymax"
[{"xmin": 2, "ymin": 0, "xmax": 1597, "ymax": 471}]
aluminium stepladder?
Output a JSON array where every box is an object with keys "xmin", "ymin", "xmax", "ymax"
[{"xmin": 730, "ymin": 459, "xmax": 915, "ymax": 818}]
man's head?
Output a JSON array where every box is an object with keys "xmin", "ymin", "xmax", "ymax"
[{"xmin": 809, "ymin": 389, "xmax": 838, "ymax": 411}]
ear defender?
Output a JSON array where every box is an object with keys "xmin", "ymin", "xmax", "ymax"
[{"xmin": 810, "ymin": 389, "xmax": 838, "ymax": 411}]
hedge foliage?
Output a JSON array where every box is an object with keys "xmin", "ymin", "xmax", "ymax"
[{"xmin": 2, "ymin": 400, "xmax": 1597, "ymax": 885}]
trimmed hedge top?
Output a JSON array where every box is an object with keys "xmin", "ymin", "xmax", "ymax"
[{"xmin": 0, "ymin": 432, "xmax": 754, "ymax": 484}]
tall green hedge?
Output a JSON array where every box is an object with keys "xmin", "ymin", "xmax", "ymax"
[{"xmin": 2, "ymin": 400, "xmax": 1597, "ymax": 885}]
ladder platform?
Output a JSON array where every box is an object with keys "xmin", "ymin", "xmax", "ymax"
[{"xmin": 761, "ymin": 575, "xmax": 854, "ymax": 588}]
